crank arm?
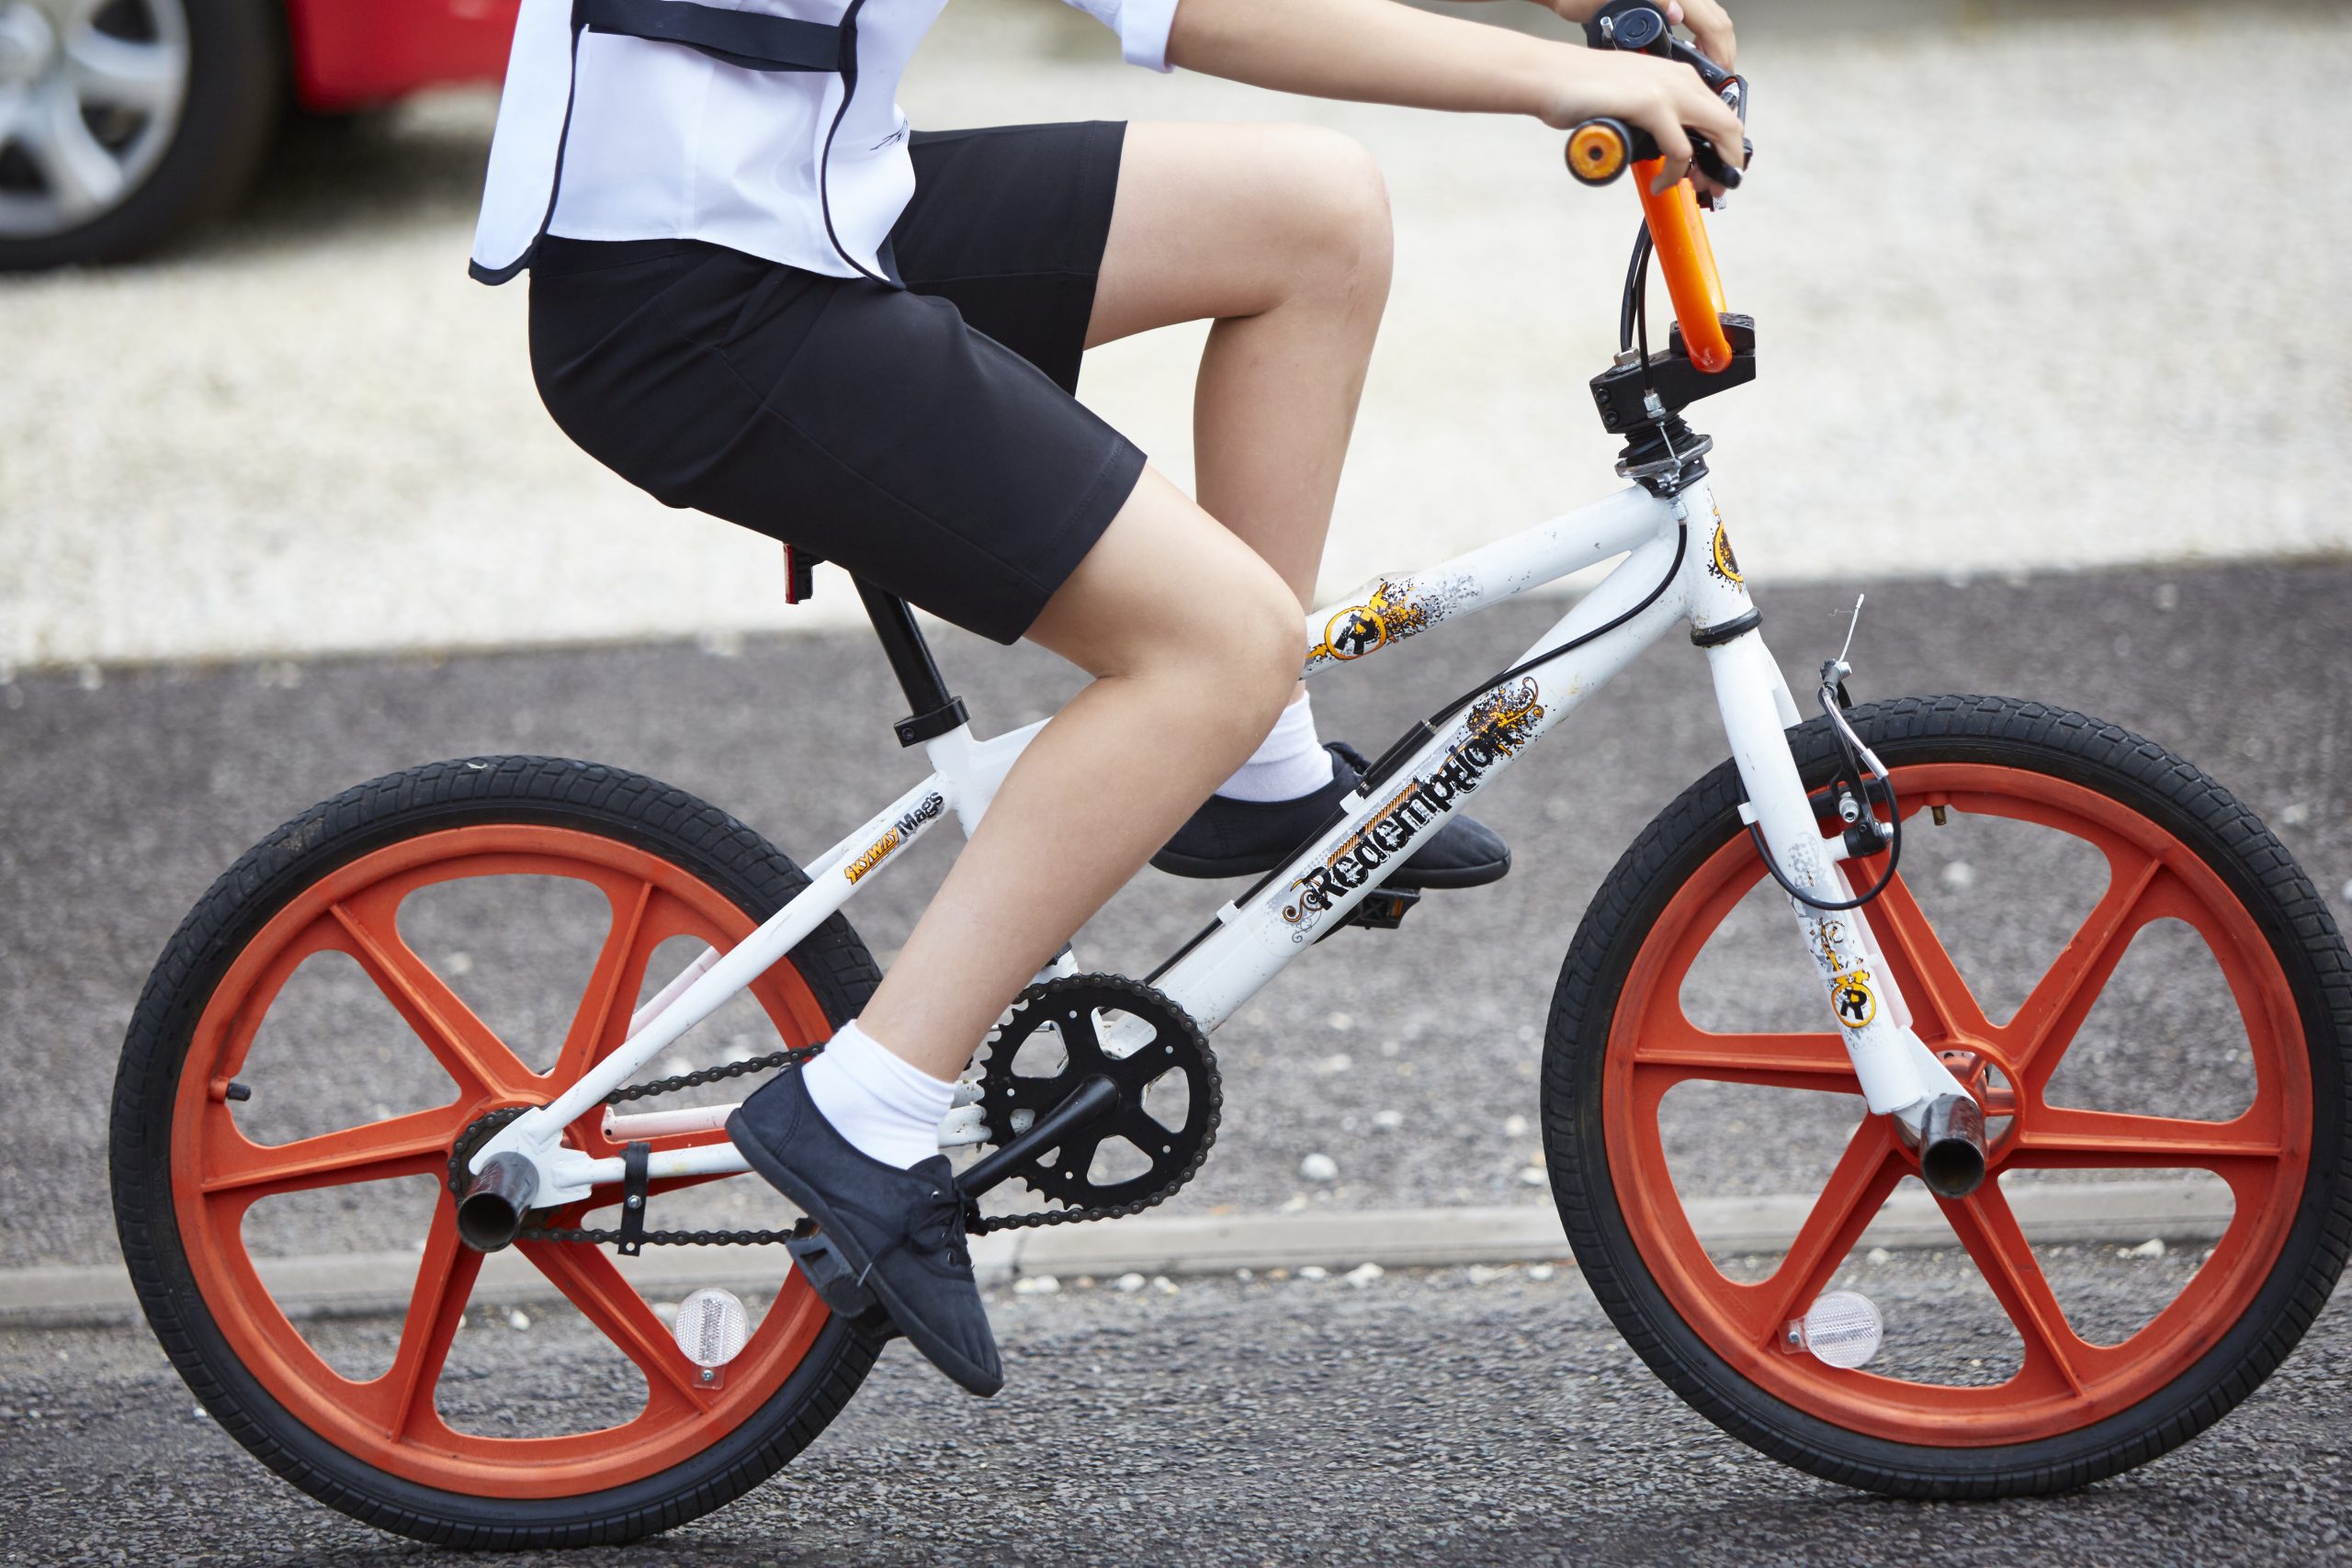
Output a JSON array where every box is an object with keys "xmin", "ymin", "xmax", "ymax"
[{"xmin": 957, "ymin": 1074, "xmax": 1121, "ymax": 1201}]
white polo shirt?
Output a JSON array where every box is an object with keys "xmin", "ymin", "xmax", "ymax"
[{"xmin": 471, "ymin": 0, "xmax": 1179, "ymax": 285}]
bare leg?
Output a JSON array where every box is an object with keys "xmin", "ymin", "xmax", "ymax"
[
  {"xmin": 854, "ymin": 468, "xmax": 1301, "ymax": 1080},
  {"xmin": 856, "ymin": 126, "xmax": 1394, "ymax": 1080},
  {"xmin": 1088, "ymin": 122, "xmax": 1394, "ymax": 607}
]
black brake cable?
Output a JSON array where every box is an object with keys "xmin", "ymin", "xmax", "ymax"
[
  {"xmin": 1422, "ymin": 521, "xmax": 1687, "ymax": 734},
  {"xmin": 1747, "ymin": 660, "xmax": 1905, "ymax": 911},
  {"xmin": 1618, "ymin": 220, "xmax": 1653, "ymax": 353},
  {"xmin": 1631, "ymin": 224, "xmax": 1657, "ymax": 401},
  {"xmin": 1364, "ymin": 220, "xmax": 1685, "ymax": 784}
]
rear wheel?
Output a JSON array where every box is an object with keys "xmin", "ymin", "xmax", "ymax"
[
  {"xmin": 1544, "ymin": 695, "xmax": 2352, "ymax": 1495},
  {"xmin": 110, "ymin": 757, "xmax": 883, "ymax": 1547}
]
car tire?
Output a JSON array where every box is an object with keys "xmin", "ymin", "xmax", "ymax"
[{"xmin": 0, "ymin": 0, "xmax": 282, "ymax": 269}]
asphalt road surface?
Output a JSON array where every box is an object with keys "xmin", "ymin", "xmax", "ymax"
[{"xmin": 5, "ymin": 1258, "xmax": 2348, "ymax": 1566}]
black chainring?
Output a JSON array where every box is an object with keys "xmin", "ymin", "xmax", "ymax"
[{"xmin": 973, "ymin": 974, "xmax": 1219, "ymax": 1228}]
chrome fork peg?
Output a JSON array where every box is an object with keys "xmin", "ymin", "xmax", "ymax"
[
  {"xmin": 456, "ymin": 1151, "xmax": 539, "ymax": 1253},
  {"xmin": 1900, "ymin": 1093, "xmax": 1987, "ymax": 1200}
]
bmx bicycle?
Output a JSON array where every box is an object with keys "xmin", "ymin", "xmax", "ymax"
[{"xmin": 109, "ymin": 9, "xmax": 2351, "ymax": 1549}]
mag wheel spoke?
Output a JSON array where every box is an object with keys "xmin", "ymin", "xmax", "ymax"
[
  {"xmin": 1938, "ymin": 1181, "xmax": 2099, "ymax": 1397},
  {"xmin": 375, "ymin": 1207, "xmax": 485, "ymax": 1441},
  {"xmin": 2011, "ymin": 1107, "xmax": 2283, "ymax": 1173},
  {"xmin": 548, "ymin": 878, "xmax": 658, "ymax": 1090},
  {"xmin": 1753, "ymin": 1130, "xmax": 1905, "ymax": 1341},
  {"xmin": 330, "ymin": 891, "xmax": 536, "ymax": 1098},
  {"xmin": 520, "ymin": 1240, "xmax": 720, "ymax": 1414},
  {"xmin": 1632, "ymin": 1027, "xmax": 1859, "ymax": 1095},
  {"xmin": 198, "ymin": 1105, "xmax": 468, "ymax": 1200},
  {"xmin": 1865, "ymin": 872, "xmax": 1992, "ymax": 1043},
  {"xmin": 2003, "ymin": 852, "xmax": 2165, "ymax": 1089}
]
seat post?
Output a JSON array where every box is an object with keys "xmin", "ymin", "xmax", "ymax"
[{"xmin": 853, "ymin": 579, "xmax": 969, "ymax": 748}]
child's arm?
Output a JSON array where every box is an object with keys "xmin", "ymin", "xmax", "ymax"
[{"xmin": 1166, "ymin": 0, "xmax": 1745, "ymax": 196}]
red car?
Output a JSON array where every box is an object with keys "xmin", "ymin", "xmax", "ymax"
[{"xmin": 0, "ymin": 0, "xmax": 519, "ymax": 268}]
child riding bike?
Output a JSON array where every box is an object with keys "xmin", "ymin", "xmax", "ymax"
[{"xmin": 474, "ymin": 0, "xmax": 1746, "ymax": 1395}]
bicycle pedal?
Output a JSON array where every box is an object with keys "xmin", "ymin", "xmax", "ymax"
[
  {"xmin": 785, "ymin": 1229, "xmax": 895, "ymax": 1337},
  {"xmin": 1330, "ymin": 886, "xmax": 1421, "ymax": 936}
]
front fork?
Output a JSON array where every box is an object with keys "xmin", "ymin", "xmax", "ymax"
[{"xmin": 1688, "ymin": 494, "xmax": 1984, "ymax": 1192}]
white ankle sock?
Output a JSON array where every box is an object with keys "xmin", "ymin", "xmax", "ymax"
[
  {"xmin": 1216, "ymin": 693, "xmax": 1336, "ymax": 803},
  {"xmin": 800, "ymin": 1021, "xmax": 957, "ymax": 1168}
]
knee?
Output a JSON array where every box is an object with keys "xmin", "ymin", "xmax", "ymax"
[
  {"xmin": 1204, "ymin": 575, "xmax": 1306, "ymax": 736},
  {"xmin": 1273, "ymin": 129, "xmax": 1393, "ymax": 317}
]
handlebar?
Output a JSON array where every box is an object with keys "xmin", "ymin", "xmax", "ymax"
[
  {"xmin": 1563, "ymin": 1, "xmax": 1749, "ymax": 377},
  {"xmin": 1635, "ymin": 167, "xmax": 1733, "ymax": 373},
  {"xmin": 1562, "ymin": 117, "xmax": 1738, "ymax": 375},
  {"xmin": 1563, "ymin": 117, "xmax": 1743, "ymax": 193}
]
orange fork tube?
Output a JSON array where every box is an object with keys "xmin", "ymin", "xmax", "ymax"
[{"xmin": 1634, "ymin": 161, "xmax": 1734, "ymax": 374}]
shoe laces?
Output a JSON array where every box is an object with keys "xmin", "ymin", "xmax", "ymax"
[{"xmin": 857, "ymin": 1184, "xmax": 974, "ymax": 1284}]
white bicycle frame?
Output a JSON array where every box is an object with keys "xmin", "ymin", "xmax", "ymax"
[{"xmin": 473, "ymin": 476, "xmax": 1968, "ymax": 1205}]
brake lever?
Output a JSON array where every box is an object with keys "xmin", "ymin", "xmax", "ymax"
[
  {"xmin": 1581, "ymin": 1, "xmax": 1750, "ymax": 204},
  {"xmin": 1584, "ymin": 1, "xmax": 1734, "ymax": 90},
  {"xmin": 1689, "ymin": 134, "xmax": 1744, "ymax": 192}
]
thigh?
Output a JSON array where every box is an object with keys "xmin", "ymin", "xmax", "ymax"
[
  {"xmin": 890, "ymin": 121, "xmax": 1127, "ymax": 394},
  {"xmin": 1085, "ymin": 120, "xmax": 1392, "ymax": 347}
]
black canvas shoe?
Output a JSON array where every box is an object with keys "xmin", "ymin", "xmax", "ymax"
[
  {"xmin": 1151, "ymin": 740, "xmax": 1510, "ymax": 887},
  {"xmin": 726, "ymin": 1065, "xmax": 1003, "ymax": 1396}
]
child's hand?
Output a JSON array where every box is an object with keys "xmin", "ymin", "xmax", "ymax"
[
  {"xmin": 1537, "ymin": 0, "xmax": 1738, "ymax": 70},
  {"xmin": 1541, "ymin": 47, "xmax": 1747, "ymax": 198}
]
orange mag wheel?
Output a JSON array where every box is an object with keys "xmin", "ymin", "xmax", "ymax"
[
  {"xmin": 1542, "ymin": 697, "xmax": 2351, "ymax": 1497},
  {"xmin": 110, "ymin": 757, "xmax": 883, "ymax": 1549}
]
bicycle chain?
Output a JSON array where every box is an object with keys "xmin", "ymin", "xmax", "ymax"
[
  {"xmin": 601, "ymin": 1043, "xmax": 821, "ymax": 1105},
  {"xmin": 448, "ymin": 1048, "xmax": 828, "ymax": 1248},
  {"xmin": 453, "ymin": 977, "xmax": 1216, "ymax": 1248}
]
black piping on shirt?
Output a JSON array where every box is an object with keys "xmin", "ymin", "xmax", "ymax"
[{"xmin": 817, "ymin": 0, "xmax": 899, "ymax": 286}]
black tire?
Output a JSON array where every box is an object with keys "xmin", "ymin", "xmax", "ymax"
[
  {"xmin": 110, "ymin": 756, "xmax": 885, "ymax": 1548},
  {"xmin": 1543, "ymin": 695, "xmax": 2352, "ymax": 1497},
  {"xmin": 0, "ymin": 0, "xmax": 280, "ymax": 270}
]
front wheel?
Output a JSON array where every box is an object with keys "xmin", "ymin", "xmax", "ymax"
[
  {"xmin": 110, "ymin": 757, "xmax": 883, "ymax": 1547},
  {"xmin": 1544, "ymin": 695, "xmax": 2351, "ymax": 1496}
]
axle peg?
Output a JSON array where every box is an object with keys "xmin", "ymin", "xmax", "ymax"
[
  {"xmin": 455, "ymin": 1151, "xmax": 539, "ymax": 1252},
  {"xmin": 1906, "ymin": 1093, "xmax": 1987, "ymax": 1200}
]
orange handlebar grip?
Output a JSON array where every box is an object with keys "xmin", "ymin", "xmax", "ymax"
[{"xmin": 1634, "ymin": 160, "xmax": 1734, "ymax": 374}]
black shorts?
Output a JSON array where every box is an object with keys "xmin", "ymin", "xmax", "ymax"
[{"xmin": 528, "ymin": 120, "xmax": 1142, "ymax": 645}]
